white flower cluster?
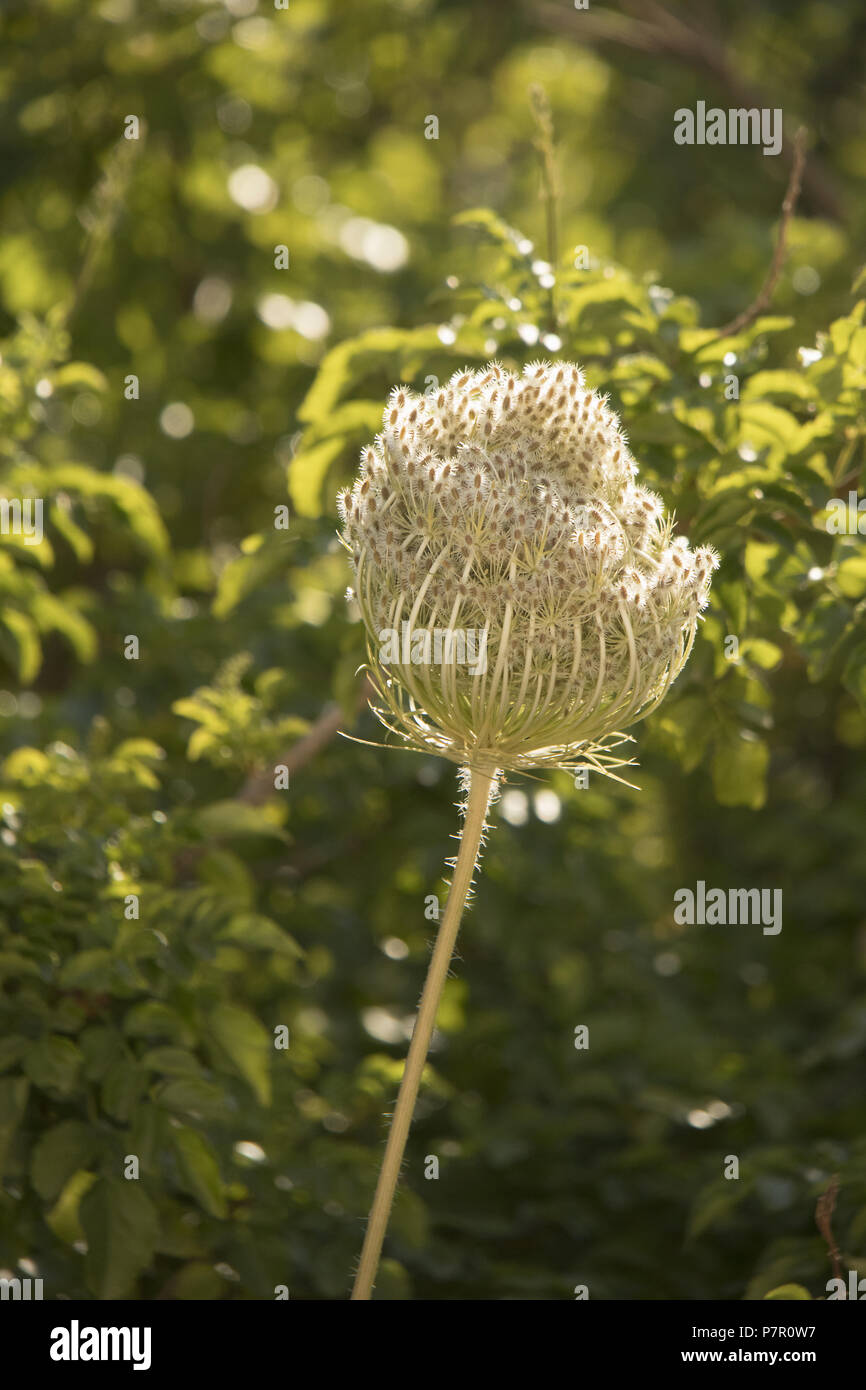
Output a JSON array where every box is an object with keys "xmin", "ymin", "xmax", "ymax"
[{"xmin": 338, "ymin": 360, "xmax": 718, "ymax": 773}]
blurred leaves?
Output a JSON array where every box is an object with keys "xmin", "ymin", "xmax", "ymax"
[{"xmin": 0, "ymin": 0, "xmax": 865, "ymax": 1305}]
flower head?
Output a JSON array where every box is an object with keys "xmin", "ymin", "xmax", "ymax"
[{"xmin": 339, "ymin": 360, "xmax": 718, "ymax": 776}]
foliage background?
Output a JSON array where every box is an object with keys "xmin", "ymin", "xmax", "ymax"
[{"xmin": 0, "ymin": 0, "xmax": 865, "ymax": 1300}]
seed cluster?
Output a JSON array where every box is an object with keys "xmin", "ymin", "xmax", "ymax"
[{"xmin": 338, "ymin": 360, "xmax": 718, "ymax": 772}]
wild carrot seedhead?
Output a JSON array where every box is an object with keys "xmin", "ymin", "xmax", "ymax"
[{"xmin": 339, "ymin": 360, "xmax": 718, "ymax": 776}]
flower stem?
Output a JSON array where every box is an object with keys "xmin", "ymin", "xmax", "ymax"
[
  {"xmin": 350, "ymin": 765, "xmax": 498, "ymax": 1300},
  {"xmin": 530, "ymin": 83, "xmax": 559, "ymax": 333}
]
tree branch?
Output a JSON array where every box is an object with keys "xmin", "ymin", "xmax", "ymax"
[
  {"xmin": 816, "ymin": 1174, "xmax": 843, "ymax": 1287},
  {"xmin": 712, "ymin": 125, "xmax": 807, "ymax": 339},
  {"xmin": 238, "ymin": 674, "xmax": 373, "ymax": 805}
]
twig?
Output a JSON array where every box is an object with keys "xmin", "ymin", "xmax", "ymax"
[
  {"xmin": 172, "ymin": 674, "xmax": 373, "ymax": 880},
  {"xmin": 815, "ymin": 1173, "xmax": 844, "ymax": 1287},
  {"xmin": 711, "ymin": 127, "xmax": 807, "ymax": 339},
  {"xmin": 66, "ymin": 138, "xmax": 141, "ymax": 326},
  {"xmin": 529, "ymin": 84, "xmax": 560, "ymax": 332},
  {"xmin": 238, "ymin": 676, "xmax": 372, "ymax": 805}
]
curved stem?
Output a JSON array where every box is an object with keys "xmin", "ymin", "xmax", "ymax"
[{"xmin": 351, "ymin": 765, "xmax": 498, "ymax": 1300}]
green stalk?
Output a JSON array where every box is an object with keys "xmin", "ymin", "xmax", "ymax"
[
  {"xmin": 351, "ymin": 765, "xmax": 498, "ymax": 1300},
  {"xmin": 530, "ymin": 83, "xmax": 560, "ymax": 333}
]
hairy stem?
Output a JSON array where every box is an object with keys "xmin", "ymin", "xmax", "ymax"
[{"xmin": 350, "ymin": 765, "xmax": 498, "ymax": 1300}]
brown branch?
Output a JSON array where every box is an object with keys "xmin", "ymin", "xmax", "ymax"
[
  {"xmin": 171, "ymin": 673, "xmax": 373, "ymax": 881},
  {"xmin": 238, "ymin": 674, "xmax": 373, "ymax": 806},
  {"xmin": 815, "ymin": 1173, "xmax": 844, "ymax": 1287},
  {"xmin": 712, "ymin": 125, "xmax": 807, "ymax": 339},
  {"xmin": 529, "ymin": 0, "xmax": 842, "ymax": 221}
]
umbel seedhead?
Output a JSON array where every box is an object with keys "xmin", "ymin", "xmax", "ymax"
[{"xmin": 339, "ymin": 360, "xmax": 718, "ymax": 775}]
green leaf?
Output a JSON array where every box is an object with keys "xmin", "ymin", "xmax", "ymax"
[
  {"xmin": 829, "ymin": 301, "xmax": 866, "ymax": 355},
  {"xmin": 80, "ymin": 1026, "xmax": 123, "ymax": 1081},
  {"xmin": 212, "ymin": 534, "xmax": 290, "ymax": 617},
  {"xmin": 124, "ymin": 1002, "xmax": 193, "ymax": 1044},
  {"xmin": 23, "ymin": 1036, "xmax": 82, "ymax": 1095},
  {"xmin": 288, "ymin": 435, "xmax": 349, "ymax": 518},
  {"xmin": 297, "ymin": 326, "xmax": 444, "ymax": 424},
  {"xmin": 763, "ymin": 1284, "xmax": 812, "ymax": 1300},
  {"xmin": 290, "ymin": 398, "xmax": 387, "ymax": 515},
  {"xmin": 608, "ymin": 352, "xmax": 672, "ymax": 384},
  {"xmin": 688, "ymin": 1181, "xmax": 750, "ymax": 1238},
  {"xmin": 799, "ymin": 595, "xmax": 855, "ymax": 680},
  {"xmin": 163, "ymin": 1261, "xmax": 226, "ymax": 1299},
  {"xmin": 196, "ymin": 849, "xmax": 254, "ymax": 910},
  {"xmin": 208, "ymin": 1003, "xmax": 272, "ymax": 1106},
  {"xmin": 46, "ymin": 1169, "xmax": 98, "ymax": 1245},
  {"xmin": 390, "ymin": 1187, "xmax": 431, "ymax": 1249},
  {"xmin": 303, "ymin": 399, "xmax": 385, "ymax": 450},
  {"xmin": 0, "ymin": 1037, "xmax": 27, "ymax": 1073},
  {"xmin": 80, "ymin": 1176, "xmax": 160, "ymax": 1299},
  {"xmin": 453, "ymin": 207, "xmax": 531, "ymax": 259},
  {"xmin": 194, "ymin": 799, "xmax": 289, "ymax": 842},
  {"xmin": 30, "ymin": 591, "xmax": 98, "ymax": 664},
  {"xmin": 2, "ymin": 745, "xmax": 51, "ymax": 782},
  {"xmin": 565, "ymin": 276, "xmax": 653, "ymax": 331},
  {"xmin": 836, "ymin": 554, "xmax": 866, "ymax": 599},
  {"xmin": 0, "ymin": 951, "xmax": 40, "ymax": 980},
  {"xmin": 156, "ymin": 1078, "xmax": 226, "ymax": 1119},
  {"xmin": 54, "ymin": 361, "xmax": 109, "ymax": 392},
  {"xmin": 737, "ymin": 402, "xmax": 801, "ymax": 457},
  {"xmin": 112, "ymin": 737, "xmax": 165, "ymax": 762},
  {"xmin": 743, "ymin": 638, "xmax": 783, "ymax": 670},
  {"xmin": 373, "ymin": 1257, "xmax": 412, "ymax": 1299},
  {"xmin": 0, "ymin": 1076, "xmax": 29, "ymax": 1176},
  {"xmin": 218, "ymin": 913, "xmax": 304, "ymax": 960},
  {"xmin": 52, "ymin": 464, "xmax": 170, "ymax": 557},
  {"xmin": 843, "ymin": 643, "xmax": 866, "ymax": 709},
  {"xmin": 711, "ymin": 732, "xmax": 769, "ymax": 809},
  {"xmin": 714, "ymin": 580, "xmax": 749, "ymax": 633},
  {"xmin": 50, "ymin": 503, "xmax": 94, "ymax": 563},
  {"xmin": 0, "ymin": 607, "xmax": 41, "ymax": 683},
  {"xmin": 688, "ymin": 315, "xmax": 794, "ymax": 360},
  {"xmin": 139, "ymin": 1047, "xmax": 204, "ymax": 1077},
  {"xmin": 741, "ymin": 370, "xmax": 813, "ymax": 403},
  {"xmin": 171, "ymin": 1128, "xmax": 227, "ymax": 1219},
  {"xmin": 59, "ymin": 948, "xmax": 114, "ymax": 989},
  {"xmin": 31, "ymin": 1120, "xmax": 99, "ymax": 1201},
  {"xmin": 100, "ymin": 1060, "xmax": 146, "ymax": 1122},
  {"xmin": 172, "ymin": 695, "xmax": 226, "ymax": 731},
  {"xmin": 655, "ymin": 693, "xmax": 712, "ymax": 772}
]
